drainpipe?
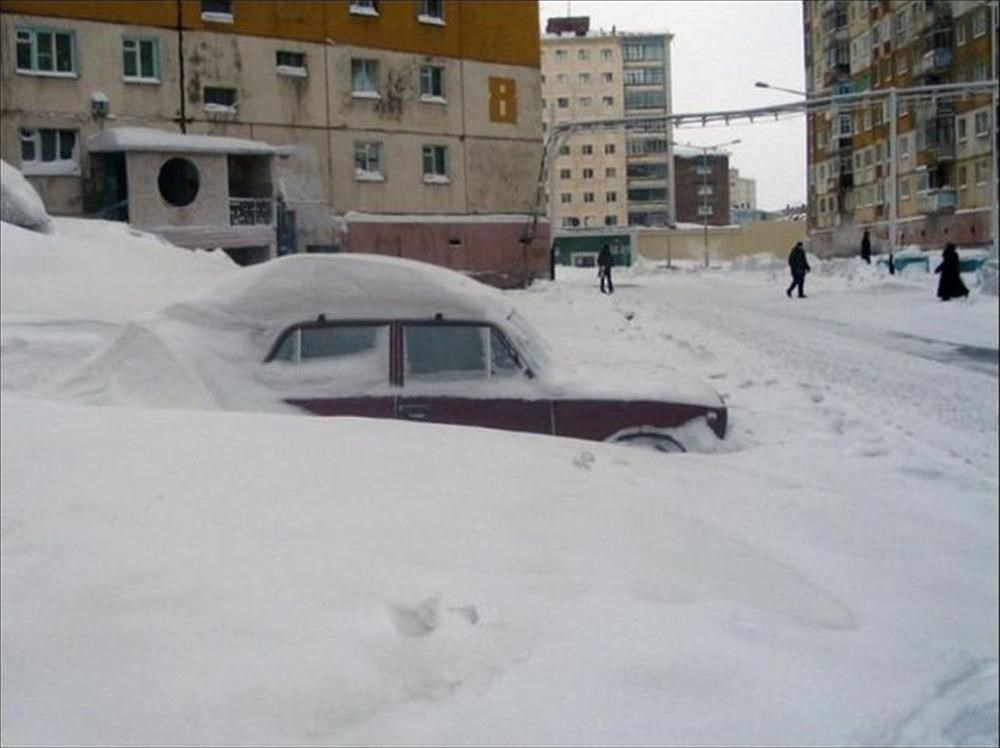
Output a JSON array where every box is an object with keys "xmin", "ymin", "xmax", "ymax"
[{"xmin": 176, "ymin": 0, "xmax": 187, "ymax": 133}]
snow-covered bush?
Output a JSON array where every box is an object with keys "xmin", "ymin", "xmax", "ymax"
[{"xmin": 1, "ymin": 159, "xmax": 52, "ymax": 233}]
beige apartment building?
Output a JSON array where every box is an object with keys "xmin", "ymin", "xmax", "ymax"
[
  {"xmin": 804, "ymin": 0, "xmax": 996, "ymax": 254},
  {"xmin": 729, "ymin": 168, "xmax": 757, "ymax": 211},
  {"xmin": 540, "ymin": 16, "xmax": 675, "ymax": 231},
  {"xmin": 0, "ymin": 0, "xmax": 549, "ymax": 285}
]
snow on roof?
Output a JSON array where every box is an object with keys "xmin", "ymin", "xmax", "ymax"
[
  {"xmin": 673, "ymin": 145, "xmax": 733, "ymax": 159},
  {"xmin": 87, "ymin": 128, "xmax": 276, "ymax": 155}
]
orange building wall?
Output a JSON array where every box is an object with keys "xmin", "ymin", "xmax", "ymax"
[{"xmin": 0, "ymin": 0, "xmax": 540, "ymax": 68}]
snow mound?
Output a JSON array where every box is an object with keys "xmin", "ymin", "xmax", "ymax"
[
  {"xmin": 978, "ymin": 260, "xmax": 999, "ymax": 297},
  {"xmin": 1, "ymin": 159, "xmax": 52, "ymax": 233}
]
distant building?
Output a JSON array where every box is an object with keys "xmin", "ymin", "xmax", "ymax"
[
  {"xmin": 541, "ymin": 16, "xmax": 676, "ymax": 230},
  {"xmin": 0, "ymin": 0, "xmax": 549, "ymax": 286},
  {"xmin": 802, "ymin": 0, "xmax": 996, "ymax": 253},
  {"xmin": 729, "ymin": 168, "xmax": 757, "ymax": 211},
  {"xmin": 673, "ymin": 146, "xmax": 731, "ymax": 226}
]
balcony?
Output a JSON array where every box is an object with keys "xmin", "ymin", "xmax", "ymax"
[
  {"xmin": 918, "ymin": 187, "xmax": 957, "ymax": 214},
  {"xmin": 229, "ymin": 197, "xmax": 273, "ymax": 226},
  {"xmin": 918, "ymin": 47, "xmax": 953, "ymax": 77},
  {"xmin": 838, "ymin": 173, "xmax": 854, "ymax": 190}
]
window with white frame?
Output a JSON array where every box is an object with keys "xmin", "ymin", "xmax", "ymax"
[
  {"xmin": 583, "ymin": 192, "xmax": 595, "ymax": 203},
  {"xmin": 578, "ymin": 49, "xmax": 590, "ymax": 60},
  {"xmin": 580, "ymin": 96, "xmax": 592, "ymax": 107},
  {"xmin": 562, "ymin": 217, "xmax": 579, "ymax": 228},
  {"xmin": 557, "ymin": 97, "xmax": 569, "ymax": 108},
  {"xmin": 349, "ymin": 0, "xmax": 379, "ymax": 16},
  {"xmin": 957, "ymin": 117, "xmax": 967, "ymax": 141},
  {"xmin": 559, "ymin": 145, "xmax": 570, "ymax": 155},
  {"xmin": 975, "ymin": 160, "xmax": 989, "ymax": 185},
  {"xmin": 974, "ymin": 111, "xmax": 989, "ymax": 137},
  {"xmin": 351, "ymin": 59, "xmax": 379, "ymax": 96},
  {"xmin": 606, "ymin": 191, "xmax": 617, "ymax": 202},
  {"xmin": 354, "ymin": 141, "xmax": 384, "ymax": 180},
  {"xmin": 956, "ymin": 22, "xmax": 966, "ymax": 46},
  {"xmin": 605, "ymin": 167, "xmax": 616, "ymax": 178},
  {"xmin": 899, "ymin": 133, "xmax": 910, "ymax": 158},
  {"xmin": 123, "ymin": 37, "xmax": 160, "ymax": 81},
  {"xmin": 418, "ymin": 0, "xmax": 445, "ymax": 24},
  {"xmin": 276, "ymin": 50, "xmax": 307, "ymax": 77},
  {"xmin": 600, "ymin": 48, "xmax": 612, "ymax": 60},
  {"xmin": 419, "ymin": 65, "xmax": 445, "ymax": 100},
  {"xmin": 899, "ymin": 177, "xmax": 909, "ymax": 199},
  {"xmin": 422, "ymin": 145, "xmax": 448, "ymax": 182},
  {"xmin": 838, "ymin": 114, "xmax": 852, "ymax": 136},
  {"xmin": 15, "ymin": 28, "xmax": 75, "ymax": 75},
  {"xmin": 581, "ymin": 144, "xmax": 593, "ymax": 155},
  {"xmin": 958, "ymin": 165, "xmax": 968, "ymax": 189},
  {"xmin": 972, "ymin": 9, "xmax": 986, "ymax": 37},
  {"xmin": 555, "ymin": 49, "xmax": 568, "ymax": 60},
  {"xmin": 602, "ymin": 96, "xmax": 613, "ymax": 106},
  {"xmin": 200, "ymin": 0, "xmax": 233, "ymax": 23},
  {"xmin": 578, "ymin": 73, "xmax": 591, "ymax": 84},
  {"xmin": 204, "ymin": 86, "xmax": 237, "ymax": 110},
  {"xmin": 974, "ymin": 62, "xmax": 987, "ymax": 81},
  {"xmin": 604, "ymin": 215, "xmax": 618, "ymax": 226},
  {"xmin": 19, "ymin": 128, "xmax": 78, "ymax": 175},
  {"xmin": 602, "ymin": 72, "xmax": 612, "ymax": 83},
  {"xmin": 560, "ymin": 193, "xmax": 572, "ymax": 204}
]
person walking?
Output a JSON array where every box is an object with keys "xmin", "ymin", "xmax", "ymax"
[
  {"xmin": 860, "ymin": 230, "xmax": 872, "ymax": 264},
  {"xmin": 598, "ymin": 243, "xmax": 614, "ymax": 294},
  {"xmin": 786, "ymin": 241, "xmax": 810, "ymax": 298},
  {"xmin": 934, "ymin": 242, "xmax": 969, "ymax": 301}
]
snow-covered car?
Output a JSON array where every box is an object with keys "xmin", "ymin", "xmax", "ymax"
[{"xmin": 64, "ymin": 253, "xmax": 727, "ymax": 450}]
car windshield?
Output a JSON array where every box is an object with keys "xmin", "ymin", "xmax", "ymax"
[{"xmin": 502, "ymin": 310, "xmax": 553, "ymax": 376}]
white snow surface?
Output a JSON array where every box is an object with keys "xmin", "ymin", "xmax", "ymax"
[
  {"xmin": 1, "ymin": 219, "xmax": 998, "ymax": 747},
  {"xmin": 87, "ymin": 126, "xmax": 276, "ymax": 155},
  {"xmin": 0, "ymin": 159, "xmax": 52, "ymax": 233}
]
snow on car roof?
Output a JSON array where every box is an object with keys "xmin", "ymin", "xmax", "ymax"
[
  {"xmin": 87, "ymin": 127, "xmax": 277, "ymax": 155},
  {"xmin": 166, "ymin": 253, "xmax": 521, "ymax": 330}
]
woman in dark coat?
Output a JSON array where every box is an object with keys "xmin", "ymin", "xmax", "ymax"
[{"xmin": 935, "ymin": 243, "xmax": 969, "ymax": 301}]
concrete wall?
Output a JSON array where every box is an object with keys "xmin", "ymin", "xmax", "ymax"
[
  {"xmin": 126, "ymin": 151, "xmax": 228, "ymax": 227},
  {"xmin": 635, "ymin": 221, "xmax": 807, "ymax": 263}
]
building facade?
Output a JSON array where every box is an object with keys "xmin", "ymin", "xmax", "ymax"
[
  {"xmin": 540, "ymin": 17, "xmax": 676, "ymax": 231},
  {"xmin": 729, "ymin": 168, "xmax": 757, "ymax": 211},
  {"xmin": 673, "ymin": 147, "xmax": 731, "ymax": 226},
  {"xmin": 1, "ymin": 0, "xmax": 549, "ymax": 285},
  {"xmin": 803, "ymin": 0, "xmax": 996, "ymax": 254}
]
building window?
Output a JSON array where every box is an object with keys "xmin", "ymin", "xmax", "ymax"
[
  {"xmin": 622, "ymin": 41, "xmax": 664, "ymax": 62},
  {"xmin": 956, "ymin": 22, "xmax": 965, "ymax": 46},
  {"xmin": 418, "ymin": 0, "xmax": 445, "ymax": 24},
  {"xmin": 972, "ymin": 9, "xmax": 987, "ymax": 38},
  {"xmin": 583, "ymin": 192, "xmax": 595, "ymax": 203},
  {"xmin": 422, "ymin": 145, "xmax": 448, "ymax": 183},
  {"xmin": 580, "ymin": 96, "xmax": 592, "ymax": 107},
  {"xmin": 974, "ymin": 111, "xmax": 990, "ymax": 137},
  {"xmin": 354, "ymin": 141, "xmax": 384, "ymax": 180},
  {"xmin": 838, "ymin": 114, "xmax": 852, "ymax": 136},
  {"xmin": 555, "ymin": 49, "xmax": 568, "ymax": 60},
  {"xmin": 603, "ymin": 96, "xmax": 614, "ymax": 107},
  {"xmin": 276, "ymin": 50, "xmax": 307, "ymax": 77},
  {"xmin": 582, "ymin": 168, "xmax": 594, "ymax": 178},
  {"xmin": 604, "ymin": 143, "xmax": 615, "ymax": 154},
  {"xmin": 602, "ymin": 72, "xmax": 613, "ymax": 83},
  {"xmin": 601, "ymin": 48, "xmax": 612, "ymax": 60},
  {"xmin": 623, "ymin": 67, "xmax": 665, "ymax": 86},
  {"xmin": 351, "ymin": 59, "xmax": 380, "ymax": 97},
  {"xmin": 562, "ymin": 217, "xmax": 579, "ymax": 228},
  {"xmin": 899, "ymin": 134, "xmax": 910, "ymax": 157},
  {"xmin": 958, "ymin": 166, "xmax": 968, "ymax": 189},
  {"xmin": 19, "ymin": 128, "xmax": 78, "ymax": 175},
  {"xmin": 975, "ymin": 161, "xmax": 989, "ymax": 185},
  {"xmin": 557, "ymin": 97, "xmax": 569, "ymax": 108},
  {"xmin": 604, "ymin": 215, "xmax": 618, "ymax": 226},
  {"xmin": 973, "ymin": 62, "xmax": 987, "ymax": 81},
  {"xmin": 556, "ymin": 73, "xmax": 568, "ymax": 84},
  {"xmin": 349, "ymin": 0, "xmax": 380, "ymax": 16},
  {"xmin": 578, "ymin": 49, "xmax": 590, "ymax": 60},
  {"xmin": 606, "ymin": 191, "xmax": 617, "ymax": 202},
  {"xmin": 204, "ymin": 86, "xmax": 237, "ymax": 111},
  {"xmin": 15, "ymin": 28, "xmax": 75, "ymax": 75},
  {"xmin": 957, "ymin": 118, "xmax": 967, "ymax": 142},
  {"xmin": 122, "ymin": 37, "xmax": 160, "ymax": 82},
  {"xmin": 419, "ymin": 65, "xmax": 445, "ymax": 100},
  {"xmin": 581, "ymin": 144, "xmax": 593, "ymax": 155},
  {"xmin": 559, "ymin": 169, "xmax": 571, "ymax": 179},
  {"xmin": 200, "ymin": 0, "xmax": 233, "ymax": 23},
  {"xmin": 605, "ymin": 167, "xmax": 616, "ymax": 178},
  {"xmin": 559, "ymin": 145, "xmax": 570, "ymax": 155},
  {"xmin": 578, "ymin": 73, "xmax": 591, "ymax": 84},
  {"xmin": 624, "ymin": 90, "xmax": 666, "ymax": 109},
  {"xmin": 560, "ymin": 193, "xmax": 572, "ymax": 204}
]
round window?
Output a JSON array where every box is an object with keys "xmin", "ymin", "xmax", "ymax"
[{"xmin": 157, "ymin": 157, "xmax": 200, "ymax": 207}]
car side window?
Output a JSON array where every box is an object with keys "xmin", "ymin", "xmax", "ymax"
[
  {"xmin": 267, "ymin": 323, "xmax": 390, "ymax": 387},
  {"xmin": 403, "ymin": 323, "xmax": 523, "ymax": 382}
]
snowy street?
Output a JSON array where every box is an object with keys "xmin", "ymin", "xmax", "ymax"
[{"xmin": 1, "ymin": 219, "xmax": 998, "ymax": 745}]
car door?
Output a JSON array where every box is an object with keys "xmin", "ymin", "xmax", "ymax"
[
  {"xmin": 397, "ymin": 321, "xmax": 552, "ymax": 435},
  {"xmin": 263, "ymin": 320, "xmax": 397, "ymax": 418}
]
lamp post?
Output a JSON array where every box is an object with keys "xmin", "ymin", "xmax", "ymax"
[
  {"xmin": 691, "ymin": 139, "xmax": 740, "ymax": 268},
  {"xmin": 754, "ymin": 81, "xmax": 809, "ymax": 97}
]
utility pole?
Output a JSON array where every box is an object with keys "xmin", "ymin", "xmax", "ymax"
[{"xmin": 888, "ymin": 87, "xmax": 897, "ymax": 249}]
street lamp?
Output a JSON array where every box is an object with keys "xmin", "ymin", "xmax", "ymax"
[
  {"xmin": 690, "ymin": 138, "xmax": 740, "ymax": 268},
  {"xmin": 754, "ymin": 81, "xmax": 808, "ymax": 98}
]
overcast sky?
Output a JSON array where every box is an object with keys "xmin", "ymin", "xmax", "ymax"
[{"xmin": 538, "ymin": 0, "xmax": 807, "ymax": 211}]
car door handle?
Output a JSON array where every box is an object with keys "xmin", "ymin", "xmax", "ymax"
[{"xmin": 398, "ymin": 403, "xmax": 430, "ymax": 420}]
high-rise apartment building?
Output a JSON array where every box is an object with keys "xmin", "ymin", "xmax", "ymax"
[
  {"xmin": 540, "ymin": 16, "xmax": 675, "ymax": 230},
  {"xmin": 803, "ymin": 0, "xmax": 996, "ymax": 253},
  {"xmin": 729, "ymin": 168, "xmax": 757, "ymax": 211},
  {"xmin": 1, "ymin": 0, "xmax": 549, "ymax": 285},
  {"xmin": 673, "ymin": 146, "xmax": 731, "ymax": 226}
]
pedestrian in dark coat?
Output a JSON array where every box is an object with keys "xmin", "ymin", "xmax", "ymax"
[
  {"xmin": 598, "ymin": 243, "xmax": 614, "ymax": 294},
  {"xmin": 786, "ymin": 241, "xmax": 810, "ymax": 298},
  {"xmin": 860, "ymin": 230, "xmax": 872, "ymax": 264},
  {"xmin": 935, "ymin": 243, "xmax": 969, "ymax": 301}
]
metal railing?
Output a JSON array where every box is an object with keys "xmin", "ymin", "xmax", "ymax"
[{"xmin": 229, "ymin": 197, "xmax": 273, "ymax": 226}]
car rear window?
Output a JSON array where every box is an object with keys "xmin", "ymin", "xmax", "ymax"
[{"xmin": 403, "ymin": 324, "xmax": 521, "ymax": 382}]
